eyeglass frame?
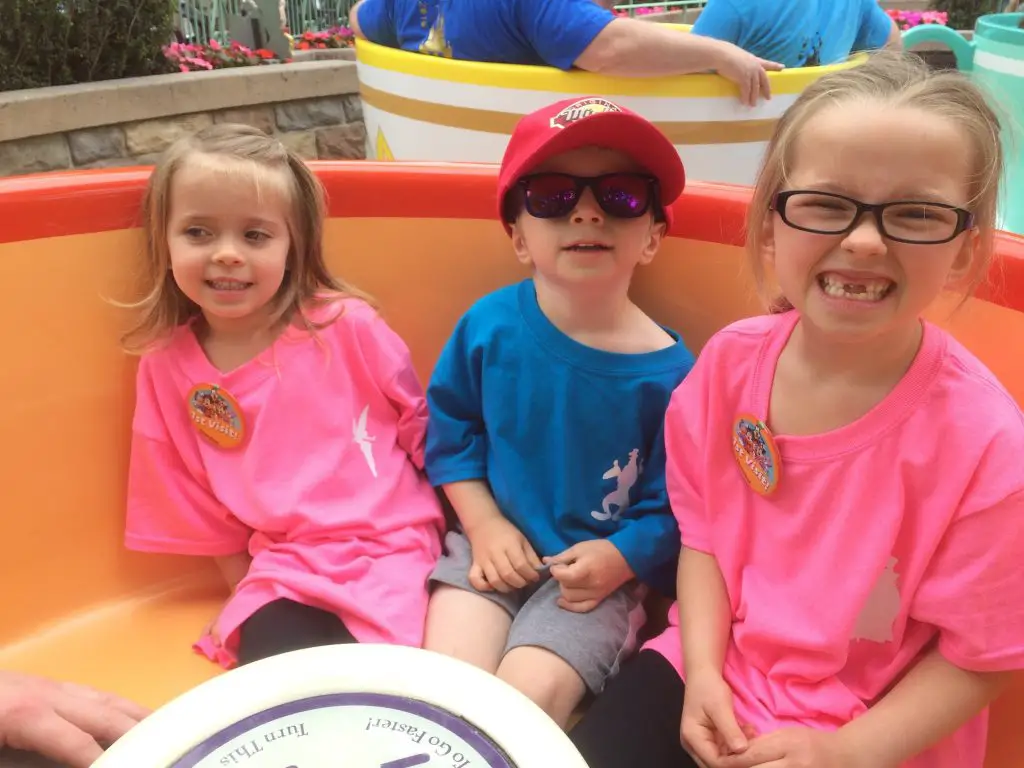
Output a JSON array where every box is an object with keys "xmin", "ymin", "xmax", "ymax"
[{"xmin": 770, "ymin": 189, "xmax": 976, "ymax": 245}]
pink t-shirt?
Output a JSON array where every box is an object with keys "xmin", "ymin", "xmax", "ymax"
[
  {"xmin": 125, "ymin": 298, "xmax": 444, "ymax": 667},
  {"xmin": 644, "ymin": 311, "xmax": 1024, "ymax": 768}
]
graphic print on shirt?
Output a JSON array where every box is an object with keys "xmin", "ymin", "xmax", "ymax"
[
  {"xmin": 797, "ymin": 33, "xmax": 822, "ymax": 67},
  {"xmin": 852, "ymin": 556, "xmax": 901, "ymax": 643},
  {"xmin": 418, "ymin": 5, "xmax": 452, "ymax": 57},
  {"xmin": 352, "ymin": 404, "xmax": 378, "ymax": 478},
  {"xmin": 591, "ymin": 448, "xmax": 643, "ymax": 522}
]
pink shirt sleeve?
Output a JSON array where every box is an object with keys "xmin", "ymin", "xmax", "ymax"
[
  {"xmin": 124, "ymin": 356, "xmax": 252, "ymax": 556},
  {"xmin": 348, "ymin": 306, "xmax": 430, "ymax": 470},
  {"xmin": 911, "ymin": 485, "xmax": 1024, "ymax": 673},
  {"xmin": 665, "ymin": 343, "xmax": 713, "ymax": 554}
]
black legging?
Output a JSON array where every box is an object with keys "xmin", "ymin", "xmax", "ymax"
[
  {"xmin": 236, "ymin": 598, "xmax": 357, "ymax": 665},
  {"xmin": 569, "ymin": 650, "xmax": 697, "ymax": 768}
]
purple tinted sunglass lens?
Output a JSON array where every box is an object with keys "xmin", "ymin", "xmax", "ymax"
[{"xmin": 522, "ymin": 174, "xmax": 654, "ymax": 219}]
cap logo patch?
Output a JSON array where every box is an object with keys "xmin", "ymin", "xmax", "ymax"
[{"xmin": 549, "ymin": 98, "xmax": 622, "ymax": 130}]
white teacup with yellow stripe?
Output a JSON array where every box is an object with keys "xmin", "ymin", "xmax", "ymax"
[{"xmin": 355, "ymin": 32, "xmax": 866, "ymax": 186}]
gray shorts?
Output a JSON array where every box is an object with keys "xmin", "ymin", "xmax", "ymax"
[{"xmin": 429, "ymin": 530, "xmax": 647, "ymax": 693}]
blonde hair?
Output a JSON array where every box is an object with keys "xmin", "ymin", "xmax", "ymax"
[
  {"xmin": 120, "ymin": 123, "xmax": 372, "ymax": 353},
  {"xmin": 746, "ymin": 51, "xmax": 1006, "ymax": 312}
]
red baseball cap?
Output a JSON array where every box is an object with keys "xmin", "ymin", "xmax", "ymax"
[{"xmin": 497, "ymin": 96, "xmax": 685, "ymax": 235}]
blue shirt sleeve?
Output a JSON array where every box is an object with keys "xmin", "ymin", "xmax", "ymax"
[
  {"xmin": 513, "ymin": 0, "xmax": 616, "ymax": 70},
  {"xmin": 690, "ymin": 0, "xmax": 744, "ymax": 44},
  {"xmin": 608, "ymin": 426, "xmax": 681, "ymax": 591},
  {"xmin": 353, "ymin": 0, "xmax": 398, "ymax": 47},
  {"xmin": 853, "ymin": 0, "xmax": 894, "ymax": 52},
  {"xmin": 424, "ymin": 315, "xmax": 488, "ymax": 486}
]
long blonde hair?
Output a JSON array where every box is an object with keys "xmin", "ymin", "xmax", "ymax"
[
  {"xmin": 746, "ymin": 51, "xmax": 1006, "ymax": 311},
  {"xmin": 121, "ymin": 123, "xmax": 372, "ymax": 353}
]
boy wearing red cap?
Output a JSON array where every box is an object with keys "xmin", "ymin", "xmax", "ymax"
[{"xmin": 422, "ymin": 97, "xmax": 695, "ymax": 726}]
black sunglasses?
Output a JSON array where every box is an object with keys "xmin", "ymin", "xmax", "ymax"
[
  {"xmin": 508, "ymin": 172, "xmax": 660, "ymax": 221},
  {"xmin": 772, "ymin": 190, "xmax": 975, "ymax": 245}
]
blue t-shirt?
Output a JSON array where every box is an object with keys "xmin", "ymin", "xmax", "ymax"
[
  {"xmin": 692, "ymin": 0, "xmax": 893, "ymax": 68},
  {"xmin": 424, "ymin": 280, "xmax": 695, "ymax": 593},
  {"xmin": 354, "ymin": 0, "xmax": 615, "ymax": 69}
]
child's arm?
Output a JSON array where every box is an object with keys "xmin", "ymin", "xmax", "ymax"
[
  {"xmin": 424, "ymin": 312, "xmax": 542, "ymax": 592},
  {"xmin": 678, "ymin": 546, "xmax": 751, "ymax": 764},
  {"xmin": 547, "ymin": 427, "xmax": 678, "ymax": 611},
  {"xmin": 832, "ymin": 651, "xmax": 1012, "ymax": 768},
  {"xmin": 719, "ymin": 653, "xmax": 1013, "ymax": 768},
  {"xmin": 215, "ymin": 552, "xmax": 253, "ymax": 591},
  {"xmin": 724, "ymin": 487, "xmax": 1024, "ymax": 768},
  {"xmin": 444, "ymin": 479, "xmax": 543, "ymax": 593},
  {"xmin": 678, "ymin": 546, "xmax": 731, "ymax": 679},
  {"xmin": 606, "ymin": 426, "xmax": 681, "ymax": 588},
  {"xmin": 352, "ymin": 310, "xmax": 431, "ymax": 468},
  {"xmin": 126, "ymin": 358, "xmax": 253, "ymax": 559}
]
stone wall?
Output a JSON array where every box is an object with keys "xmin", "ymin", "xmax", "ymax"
[{"xmin": 0, "ymin": 59, "xmax": 364, "ymax": 178}]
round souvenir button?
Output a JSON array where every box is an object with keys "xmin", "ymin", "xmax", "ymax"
[
  {"xmin": 187, "ymin": 384, "xmax": 245, "ymax": 449},
  {"xmin": 732, "ymin": 413, "xmax": 781, "ymax": 495}
]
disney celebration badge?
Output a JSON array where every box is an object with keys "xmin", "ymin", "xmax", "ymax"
[
  {"xmin": 187, "ymin": 384, "xmax": 245, "ymax": 449},
  {"xmin": 732, "ymin": 413, "xmax": 781, "ymax": 495}
]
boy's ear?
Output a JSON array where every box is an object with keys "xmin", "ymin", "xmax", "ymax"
[
  {"xmin": 639, "ymin": 219, "xmax": 667, "ymax": 265},
  {"xmin": 511, "ymin": 220, "xmax": 532, "ymax": 267}
]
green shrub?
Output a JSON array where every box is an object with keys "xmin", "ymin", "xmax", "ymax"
[
  {"xmin": 929, "ymin": 0, "xmax": 1006, "ymax": 30},
  {"xmin": 0, "ymin": 0, "xmax": 176, "ymax": 92}
]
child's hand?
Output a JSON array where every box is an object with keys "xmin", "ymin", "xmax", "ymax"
[
  {"xmin": 680, "ymin": 670, "xmax": 750, "ymax": 767},
  {"xmin": 200, "ymin": 613, "xmax": 222, "ymax": 647},
  {"xmin": 717, "ymin": 727, "xmax": 854, "ymax": 768},
  {"xmin": 545, "ymin": 539, "xmax": 634, "ymax": 612},
  {"xmin": 465, "ymin": 516, "xmax": 543, "ymax": 593}
]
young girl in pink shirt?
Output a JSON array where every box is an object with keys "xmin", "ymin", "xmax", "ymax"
[
  {"xmin": 570, "ymin": 52, "xmax": 1024, "ymax": 768},
  {"xmin": 121, "ymin": 124, "xmax": 444, "ymax": 668}
]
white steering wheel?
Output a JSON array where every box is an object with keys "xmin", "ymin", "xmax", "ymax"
[{"xmin": 93, "ymin": 644, "xmax": 590, "ymax": 768}]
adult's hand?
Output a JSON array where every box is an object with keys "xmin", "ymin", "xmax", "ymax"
[
  {"xmin": 575, "ymin": 19, "xmax": 783, "ymax": 106},
  {"xmin": 709, "ymin": 42, "xmax": 782, "ymax": 107},
  {"xmin": 0, "ymin": 672, "xmax": 149, "ymax": 768}
]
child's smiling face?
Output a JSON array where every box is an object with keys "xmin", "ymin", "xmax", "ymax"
[
  {"xmin": 509, "ymin": 146, "xmax": 666, "ymax": 293},
  {"xmin": 166, "ymin": 154, "xmax": 293, "ymax": 336},
  {"xmin": 762, "ymin": 100, "xmax": 978, "ymax": 344}
]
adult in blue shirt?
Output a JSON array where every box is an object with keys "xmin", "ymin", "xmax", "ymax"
[
  {"xmin": 692, "ymin": 0, "xmax": 902, "ymax": 69},
  {"xmin": 349, "ymin": 0, "xmax": 784, "ymax": 106}
]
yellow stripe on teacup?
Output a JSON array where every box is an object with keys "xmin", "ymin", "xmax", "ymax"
[
  {"xmin": 359, "ymin": 83, "xmax": 779, "ymax": 143},
  {"xmin": 354, "ymin": 38, "xmax": 867, "ymax": 99}
]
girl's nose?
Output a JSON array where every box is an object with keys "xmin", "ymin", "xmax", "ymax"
[
  {"xmin": 841, "ymin": 216, "xmax": 887, "ymax": 258},
  {"xmin": 212, "ymin": 240, "xmax": 245, "ymax": 265},
  {"xmin": 571, "ymin": 187, "xmax": 605, "ymax": 224}
]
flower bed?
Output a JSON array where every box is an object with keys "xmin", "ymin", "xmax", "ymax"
[
  {"xmin": 291, "ymin": 27, "xmax": 356, "ymax": 51},
  {"xmin": 885, "ymin": 9, "xmax": 949, "ymax": 30},
  {"xmin": 165, "ymin": 40, "xmax": 287, "ymax": 72},
  {"xmin": 614, "ymin": 5, "xmax": 668, "ymax": 16},
  {"xmin": 165, "ymin": 27, "xmax": 355, "ymax": 72}
]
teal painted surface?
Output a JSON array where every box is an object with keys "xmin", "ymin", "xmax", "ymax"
[{"xmin": 904, "ymin": 14, "xmax": 1024, "ymax": 235}]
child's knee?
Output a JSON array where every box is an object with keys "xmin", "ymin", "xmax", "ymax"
[
  {"xmin": 424, "ymin": 585, "xmax": 512, "ymax": 672},
  {"xmin": 497, "ymin": 646, "xmax": 588, "ymax": 727}
]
